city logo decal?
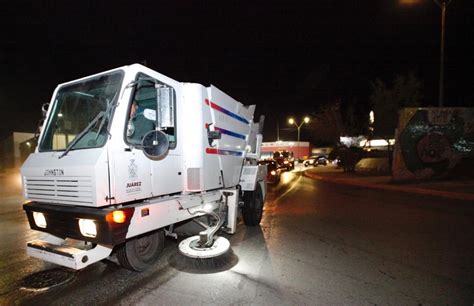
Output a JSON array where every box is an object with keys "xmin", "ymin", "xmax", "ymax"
[{"xmin": 128, "ymin": 159, "xmax": 138, "ymax": 179}]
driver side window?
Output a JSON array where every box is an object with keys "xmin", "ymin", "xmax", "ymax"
[{"xmin": 125, "ymin": 76, "xmax": 177, "ymax": 149}]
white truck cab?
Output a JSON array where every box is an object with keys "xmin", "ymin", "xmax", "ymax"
[{"xmin": 21, "ymin": 64, "xmax": 266, "ymax": 271}]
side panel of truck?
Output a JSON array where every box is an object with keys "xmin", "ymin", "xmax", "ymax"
[
  {"xmin": 182, "ymin": 84, "xmax": 222, "ymax": 192},
  {"xmin": 206, "ymin": 85, "xmax": 253, "ymax": 188}
]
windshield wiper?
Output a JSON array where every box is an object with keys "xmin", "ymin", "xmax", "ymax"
[
  {"xmin": 58, "ymin": 90, "xmax": 120, "ymax": 159},
  {"xmin": 95, "ymin": 91, "xmax": 119, "ymax": 141},
  {"xmin": 58, "ymin": 111, "xmax": 105, "ymax": 159}
]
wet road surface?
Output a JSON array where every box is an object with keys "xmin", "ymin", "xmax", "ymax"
[{"xmin": 0, "ymin": 169, "xmax": 473, "ymax": 305}]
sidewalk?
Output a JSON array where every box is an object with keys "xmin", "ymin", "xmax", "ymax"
[{"xmin": 302, "ymin": 165, "xmax": 474, "ymax": 201}]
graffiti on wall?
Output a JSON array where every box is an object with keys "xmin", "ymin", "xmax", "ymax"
[{"xmin": 392, "ymin": 108, "xmax": 474, "ymax": 181}]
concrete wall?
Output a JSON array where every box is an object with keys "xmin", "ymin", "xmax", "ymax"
[
  {"xmin": 392, "ymin": 107, "xmax": 474, "ymax": 181},
  {"xmin": 311, "ymin": 147, "xmax": 333, "ymax": 156},
  {"xmin": 356, "ymin": 157, "xmax": 390, "ymax": 174}
]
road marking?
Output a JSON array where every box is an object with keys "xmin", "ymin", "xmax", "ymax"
[{"xmin": 275, "ymin": 172, "xmax": 302, "ymax": 201}]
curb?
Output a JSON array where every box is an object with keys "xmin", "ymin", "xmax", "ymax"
[{"xmin": 303, "ymin": 171, "xmax": 474, "ymax": 202}]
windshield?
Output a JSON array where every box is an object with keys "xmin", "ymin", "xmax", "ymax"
[{"xmin": 39, "ymin": 71, "xmax": 123, "ymax": 151}]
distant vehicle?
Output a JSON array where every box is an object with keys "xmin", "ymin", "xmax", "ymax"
[
  {"xmin": 258, "ymin": 160, "xmax": 281, "ymax": 184},
  {"xmin": 303, "ymin": 156, "xmax": 318, "ymax": 167},
  {"xmin": 316, "ymin": 156, "xmax": 328, "ymax": 166},
  {"xmin": 304, "ymin": 155, "xmax": 327, "ymax": 167},
  {"xmin": 273, "ymin": 150, "xmax": 294, "ymax": 171}
]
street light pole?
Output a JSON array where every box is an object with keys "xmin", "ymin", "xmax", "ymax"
[
  {"xmin": 401, "ymin": 0, "xmax": 452, "ymax": 107},
  {"xmin": 277, "ymin": 121, "xmax": 280, "ymax": 141},
  {"xmin": 434, "ymin": 0, "xmax": 451, "ymax": 107},
  {"xmin": 288, "ymin": 117, "xmax": 310, "ymax": 142}
]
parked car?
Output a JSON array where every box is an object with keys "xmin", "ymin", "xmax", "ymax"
[
  {"xmin": 304, "ymin": 155, "xmax": 327, "ymax": 167},
  {"xmin": 315, "ymin": 156, "xmax": 328, "ymax": 166},
  {"xmin": 258, "ymin": 160, "xmax": 281, "ymax": 184},
  {"xmin": 303, "ymin": 156, "xmax": 318, "ymax": 167}
]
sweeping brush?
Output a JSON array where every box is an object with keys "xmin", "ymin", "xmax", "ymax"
[{"xmin": 168, "ymin": 235, "xmax": 238, "ymax": 274}]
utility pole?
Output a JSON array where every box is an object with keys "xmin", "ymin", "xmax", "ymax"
[
  {"xmin": 277, "ymin": 121, "xmax": 280, "ymax": 141},
  {"xmin": 433, "ymin": 0, "xmax": 452, "ymax": 107}
]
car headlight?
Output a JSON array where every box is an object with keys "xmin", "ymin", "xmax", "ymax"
[
  {"xmin": 33, "ymin": 212, "xmax": 47, "ymax": 228},
  {"xmin": 78, "ymin": 219, "xmax": 97, "ymax": 238},
  {"xmin": 270, "ymin": 170, "xmax": 276, "ymax": 176},
  {"xmin": 284, "ymin": 161, "xmax": 289, "ymax": 164}
]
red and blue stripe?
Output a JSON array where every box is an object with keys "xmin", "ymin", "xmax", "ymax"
[
  {"xmin": 205, "ymin": 99, "xmax": 249, "ymax": 124},
  {"xmin": 206, "ymin": 148, "xmax": 243, "ymax": 157},
  {"xmin": 214, "ymin": 126, "xmax": 246, "ymax": 140}
]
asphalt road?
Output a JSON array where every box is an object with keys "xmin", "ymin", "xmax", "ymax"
[{"xmin": 0, "ymin": 168, "xmax": 473, "ymax": 305}]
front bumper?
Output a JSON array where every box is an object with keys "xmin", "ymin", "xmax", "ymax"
[
  {"xmin": 23, "ymin": 202, "xmax": 134, "ymax": 246},
  {"xmin": 27, "ymin": 239, "xmax": 113, "ymax": 270}
]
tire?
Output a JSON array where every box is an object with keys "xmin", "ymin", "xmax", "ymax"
[
  {"xmin": 242, "ymin": 183, "xmax": 264, "ymax": 226},
  {"xmin": 117, "ymin": 230, "xmax": 165, "ymax": 272}
]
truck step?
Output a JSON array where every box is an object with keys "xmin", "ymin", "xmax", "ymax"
[
  {"xmin": 27, "ymin": 240, "xmax": 83, "ymax": 258},
  {"xmin": 26, "ymin": 239, "xmax": 112, "ymax": 270}
]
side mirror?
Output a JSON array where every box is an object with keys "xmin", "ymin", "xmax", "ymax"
[
  {"xmin": 156, "ymin": 85, "xmax": 174, "ymax": 129},
  {"xmin": 41, "ymin": 103, "xmax": 49, "ymax": 118},
  {"xmin": 142, "ymin": 130, "xmax": 169, "ymax": 160},
  {"xmin": 38, "ymin": 118, "xmax": 45, "ymax": 133}
]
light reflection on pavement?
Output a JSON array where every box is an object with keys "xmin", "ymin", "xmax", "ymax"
[{"xmin": 1, "ymin": 167, "xmax": 473, "ymax": 305}]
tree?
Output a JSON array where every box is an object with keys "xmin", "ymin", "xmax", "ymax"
[
  {"xmin": 370, "ymin": 72, "xmax": 423, "ymax": 137},
  {"xmin": 309, "ymin": 103, "xmax": 343, "ymax": 145},
  {"xmin": 341, "ymin": 97, "xmax": 369, "ymax": 136}
]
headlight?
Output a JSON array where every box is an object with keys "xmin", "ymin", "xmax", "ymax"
[
  {"xmin": 33, "ymin": 212, "xmax": 47, "ymax": 228},
  {"xmin": 283, "ymin": 160, "xmax": 289, "ymax": 164},
  {"xmin": 78, "ymin": 219, "xmax": 97, "ymax": 238},
  {"xmin": 270, "ymin": 170, "xmax": 277, "ymax": 176}
]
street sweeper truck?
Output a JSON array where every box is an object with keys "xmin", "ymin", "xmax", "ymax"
[{"xmin": 21, "ymin": 64, "xmax": 266, "ymax": 271}]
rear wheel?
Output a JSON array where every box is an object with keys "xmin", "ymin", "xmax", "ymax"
[
  {"xmin": 117, "ymin": 230, "xmax": 165, "ymax": 272},
  {"xmin": 242, "ymin": 183, "xmax": 264, "ymax": 226}
]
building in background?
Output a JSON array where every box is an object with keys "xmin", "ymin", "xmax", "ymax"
[
  {"xmin": 0, "ymin": 132, "xmax": 36, "ymax": 172},
  {"xmin": 261, "ymin": 141, "xmax": 311, "ymax": 159}
]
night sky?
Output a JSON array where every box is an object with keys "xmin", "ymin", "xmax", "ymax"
[{"xmin": 1, "ymin": 0, "xmax": 473, "ymax": 142}]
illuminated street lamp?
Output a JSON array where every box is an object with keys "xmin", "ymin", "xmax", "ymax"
[
  {"xmin": 288, "ymin": 117, "xmax": 310, "ymax": 142},
  {"xmin": 400, "ymin": 0, "xmax": 452, "ymax": 107}
]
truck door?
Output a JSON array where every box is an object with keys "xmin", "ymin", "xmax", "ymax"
[
  {"xmin": 125, "ymin": 74, "xmax": 182, "ymax": 196},
  {"xmin": 111, "ymin": 73, "xmax": 182, "ymax": 204}
]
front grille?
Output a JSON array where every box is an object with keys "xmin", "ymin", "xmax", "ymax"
[{"xmin": 25, "ymin": 177, "xmax": 94, "ymax": 205}]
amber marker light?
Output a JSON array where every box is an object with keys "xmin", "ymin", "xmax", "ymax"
[{"xmin": 112, "ymin": 210, "xmax": 126, "ymax": 223}]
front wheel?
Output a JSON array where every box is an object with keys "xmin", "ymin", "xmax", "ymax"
[
  {"xmin": 242, "ymin": 183, "xmax": 264, "ymax": 226},
  {"xmin": 117, "ymin": 230, "xmax": 165, "ymax": 272}
]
